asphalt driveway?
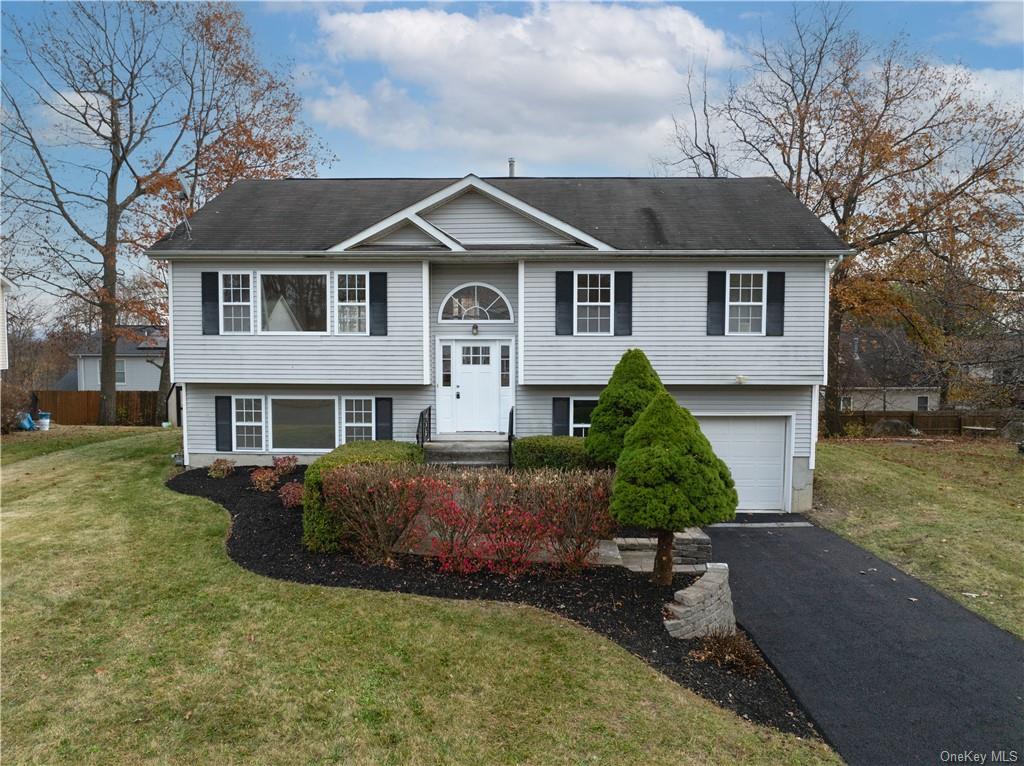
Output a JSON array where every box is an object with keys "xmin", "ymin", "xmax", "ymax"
[{"xmin": 708, "ymin": 518, "xmax": 1024, "ymax": 766}]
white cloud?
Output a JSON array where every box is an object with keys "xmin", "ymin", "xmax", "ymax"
[
  {"xmin": 308, "ymin": 3, "xmax": 741, "ymax": 171},
  {"xmin": 973, "ymin": 2, "xmax": 1024, "ymax": 47}
]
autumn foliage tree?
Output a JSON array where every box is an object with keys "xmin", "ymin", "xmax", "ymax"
[
  {"xmin": 3, "ymin": 2, "xmax": 329, "ymax": 423},
  {"xmin": 666, "ymin": 4, "xmax": 1024, "ymax": 432}
]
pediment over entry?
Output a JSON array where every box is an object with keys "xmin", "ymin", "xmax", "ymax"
[{"xmin": 330, "ymin": 175, "xmax": 614, "ymax": 252}]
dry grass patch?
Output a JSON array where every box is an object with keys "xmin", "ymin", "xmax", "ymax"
[{"xmin": 813, "ymin": 438, "xmax": 1023, "ymax": 637}]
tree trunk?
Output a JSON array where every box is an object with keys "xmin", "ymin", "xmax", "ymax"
[
  {"xmin": 652, "ymin": 530, "xmax": 675, "ymax": 586},
  {"xmin": 98, "ymin": 95, "xmax": 121, "ymax": 427},
  {"xmin": 823, "ymin": 294, "xmax": 846, "ymax": 436},
  {"xmin": 157, "ymin": 344, "xmax": 171, "ymax": 420},
  {"xmin": 98, "ymin": 297, "xmax": 118, "ymax": 425}
]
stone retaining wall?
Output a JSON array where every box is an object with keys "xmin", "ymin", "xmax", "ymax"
[
  {"xmin": 663, "ymin": 563, "xmax": 736, "ymax": 639},
  {"xmin": 673, "ymin": 528, "xmax": 711, "ymax": 565}
]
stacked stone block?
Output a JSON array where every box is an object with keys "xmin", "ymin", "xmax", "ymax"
[
  {"xmin": 663, "ymin": 563, "xmax": 736, "ymax": 639},
  {"xmin": 673, "ymin": 528, "xmax": 712, "ymax": 565}
]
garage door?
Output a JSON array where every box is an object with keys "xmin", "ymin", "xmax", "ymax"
[{"xmin": 696, "ymin": 416, "xmax": 788, "ymax": 511}]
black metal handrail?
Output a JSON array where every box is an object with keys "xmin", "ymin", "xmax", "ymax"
[
  {"xmin": 416, "ymin": 406, "xmax": 432, "ymax": 447},
  {"xmin": 506, "ymin": 406, "xmax": 515, "ymax": 470}
]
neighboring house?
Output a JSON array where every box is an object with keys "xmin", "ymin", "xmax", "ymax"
[
  {"xmin": 146, "ymin": 174, "xmax": 850, "ymax": 512},
  {"xmin": 72, "ymin": 325, "xmax": 166, "ymax": 391},
  {"xmin": 0, "ymin": 275, "xmax": 12, "ymax": 372},
  {"xmin": 837, "ymin": 327, "xmax": 940, "ymax": 412}
]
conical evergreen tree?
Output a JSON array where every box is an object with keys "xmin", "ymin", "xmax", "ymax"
[
  {"xmin": 612, "ymin": 391, "xmax": 738, "ymax": 584},
  {"xmin": 584, "ymin": 349, "xmax": 666, "ymax": 467}
]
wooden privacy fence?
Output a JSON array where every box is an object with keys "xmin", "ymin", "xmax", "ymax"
[
  {"xmin": 35, "ymin": 390, "xmax": 163, "ymax": 426},
  {"xmin": 839, "ymin": 409, "xmax": 1018, "ymax": 436}
]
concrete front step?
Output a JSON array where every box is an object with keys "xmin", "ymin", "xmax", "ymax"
[{"xmin": 424, "ymin": 439, "xmax": 509, "ymax": 467}]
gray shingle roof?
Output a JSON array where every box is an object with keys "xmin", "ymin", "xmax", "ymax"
[
  {"xmin": 74, "ymin": 325, "xmax": 167, "ymax": 357},
  {"xmin": 147, "ymin": 176, "xmax": 849, "ymax": 253}
]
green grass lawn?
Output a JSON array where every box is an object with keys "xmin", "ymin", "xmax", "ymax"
[
  {"xmin": 1, "ymin": 424, "xmax": 163, "ymax": 465},
  {"xmin": 2, "ymin": 431, "xmax": 838, "ymax": 765},
  {"xmin": 813, "ymin": 438, "xmax": 1024, "ymax": 638}
]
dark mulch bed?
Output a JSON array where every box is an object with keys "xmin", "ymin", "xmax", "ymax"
[{"xmin": 167, "ymin": 467, "xmax": 820, "ymax": 739}]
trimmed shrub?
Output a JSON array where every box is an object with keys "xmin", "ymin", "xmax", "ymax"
[
  {"xmin": 278, "ymin": 480, "xmax": 304, "ymax": 509},
  {"xmin": 320, "ymin": 464, "xmax": 428, "ymax": 564},
  {"xmin": 250, "ymin": 467, "xmax": 278, "ymax": 493},
  {"xmin": 532, "ymin": 469, "xmax": 615, "ymax": 570},
  {"xmin": 207, "ymin": 458, "xmax": 236, "ymax": 479},
  {"xmin": 303, "ymin": 441, "xmax": 424, "ymax": 552},
  {"xmin": 271, "ymin": 455, "xmax": 299, "ymax": 480},
  {"xmin": 612, "ymin": 391, "xmax": 737, "ymax": 583},
  {"xmin": 584, "ymin": 349, "xmax": 666, "ymax": 467},
  {"xmin": 512, "ymin": 435, "xmax": 589, "ymax": 471}
]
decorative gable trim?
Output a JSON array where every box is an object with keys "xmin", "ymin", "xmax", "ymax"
[{"xmin": 329, "ymin": 174, "xmax": 615, "ymax": 252}]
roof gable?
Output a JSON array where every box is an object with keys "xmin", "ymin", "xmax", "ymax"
[{"xmin": 357, "ymin": 220, "xmax": 446, "ymax": 249}]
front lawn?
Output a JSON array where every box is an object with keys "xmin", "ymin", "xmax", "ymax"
[
  {"xmin": 1, "ymin": 424, "xmax": 163, "ymax": 465},
  {"xmin": 2, "ymin": 432, "xmax": 838, "ymax": 765},
  {"xmin": 813, "ymin": 438, "xmax": 1024, "ymax": 638}
]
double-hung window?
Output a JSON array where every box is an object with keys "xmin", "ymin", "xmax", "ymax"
[
  {"xmin": 343, "ymin": 398, "xmax": 374, "ymax": 442},
  {"xmin": 570, "ymin": 398, "xmax": 598, "ymax": 437},
  {"xmin": 337, "ymin": 272, "xmax": 368, "ymax": 334},
  {"xmin": 840, "ymin": 395, "xmax": 853, "ymax": 412},
  {"xmin": 221, "ymin": 273, "xmax": 252, "ymax": 333},
  {"xmin": 574, "ymin": 271, "xmax": 612, "ymax": 335},
  {"xmin": 260, "ymin": 273, "xmax": 327, "ymax": 333},
  {"xmin": 916, "ymin": 395, "xmax": 929, "ymax": 412},
  {"xmin": 726, "ymin": 271, "xmax": 766, "ymax": 335},
  {"xmin": 115, "ymin": 358, "xmax": 126, "ymax": 385},
  {"xmin": 233, "ymin": 396, "xmax": 265, "ymax": 451}
]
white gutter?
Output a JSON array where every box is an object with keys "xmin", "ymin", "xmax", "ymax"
[{"xmin": 148, "ymin": 248, "xmax": 856, "ymax": 261}]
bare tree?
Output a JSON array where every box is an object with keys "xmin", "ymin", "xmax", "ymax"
[
  {"xmin": 666, "ymin": 4, "xmax": 1024, "ymax": 432},
  {"xmin": 3, "ymin": 2, "xmax": 326, "ymax": 424}
]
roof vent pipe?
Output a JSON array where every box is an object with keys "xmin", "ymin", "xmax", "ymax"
[{"xmin": 508, "ymin": 157, "xmax": 516, "ymax": 177}]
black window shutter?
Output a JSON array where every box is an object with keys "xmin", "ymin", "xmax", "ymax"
[
  {"xmin": 706, "ymin": 271, "xmax": 726, "ymax": 336},
  {"xmin": 614, "ymin": 271, "xmax": 632, "ymax": 336},
  {"xmin": 766, "ymin": 272, "xmax": 785, "ymax": 336},
  {"xmin": 555, "ymin": 271, "xmax": 573, "ymax": 335},
  {"xmin": 369, "ymin": 272, "xmax": 388, "ymax": 336},
  {"xmin": 214, "ymin": 396, "xmax": 232, "ymax": 451},
  {"xmin": 552, "ymin": 397, "xmax": 570, "ymax": 435},
  {"xmin": 375, "ymin": 397, "xmax": 393, "ymax": 440},
  {"xmin": 202, "ymin": 272, "xmax": 220, "ymax": 335}
]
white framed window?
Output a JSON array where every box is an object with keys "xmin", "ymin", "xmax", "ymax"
[
  {"xmin": 336, "ymin": 272, "xmax": 368, "ymax": 334},
  {"xmin": 840, "ymin": 395, "xmax": 853, "ymax": 412},
  {"xmin": 726, "ymin": 271, "xmax": 766, "ymax": 335},
  {"xmin": 570, "ymin": 398, "xmax": 598, "ymax": 437},
  {"xmin": 232, "ymin": 396, "xmax": 265, "ymax": 452},
  {"xmin": 500, "ymin": 344, "xmax": 511, "ymax": 387},
  {"xmin": 220, "ymin": 272, "xmax": 253, "ymax": 334},
  {"xmin": 343, "ymin": 398, "xmax": 375, "ymax": 443},
  {"xmin": 441, "ymin": 345, "xmax": 452, "ymax": 387},
  {"xmin": 259, "ymin": 272, "xmax": 328, "ymax": 334},
  {"xmin": 439, "ymin": 283, "xmax": 513, "ymax": 322},
  {"xmin": 574, "ymin": 271, "xmax": 613, "ymax": 335},
  {"xmin": 115, "ymin": 358, "xmax": 126, "ymax": 385},
  {"xmin": 916, "ymin": 395, "xmax": 929, "ymax": 412},
  {"xmin": 269, "ymin": 397, "xmax": 337, "ymax": 452}
]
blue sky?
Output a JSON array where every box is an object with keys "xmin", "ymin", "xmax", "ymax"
[{"xmin": 4, "ymin": 0, "xmax": 1023, "ymax": 181}]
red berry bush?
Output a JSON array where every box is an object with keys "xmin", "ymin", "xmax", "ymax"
[
  {"xmin": 278, "ymin": 480, "xmax": 304, "ymax": 509},
  {"xmin": 250, "ymin": 467, "xmax": 278, "ymax": 493}
]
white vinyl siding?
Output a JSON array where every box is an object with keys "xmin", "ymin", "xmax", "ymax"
[
  {"xmin": 185, "ymin": 384, "xmax": 433, "ymax": 457},
  {"xmin": 513, "ymin": 385, "xmax": 816, "ymax": 458},
  {"xmin": 522, "ymin": 259, "xmax": 828, "ymax": 385},
  {"xmin": 77, "ymin": 355, "xmax": 163, "ymax": 391},
  {"xmin": 423, "ymin": 190, "xmax": 573, "ymax": 245},
  {"xmin": 170, "ymin": 261, "xmax": 424, "ymax": 384}
]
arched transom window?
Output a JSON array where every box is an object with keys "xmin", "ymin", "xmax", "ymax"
[{"xmin": 439, "ymin": 283, "xmax": 513, "ymax": 322}]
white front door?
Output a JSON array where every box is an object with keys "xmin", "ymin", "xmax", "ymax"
[{"xmin": 454, "ymin": 342, "xmax": 500, "ymax": 431}]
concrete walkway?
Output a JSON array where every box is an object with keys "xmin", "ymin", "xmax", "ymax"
[{"xmin": 708, "ymin": 519, "xmax": 1024, "ymax": 766}]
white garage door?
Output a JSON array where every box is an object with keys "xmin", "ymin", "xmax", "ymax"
[{"xmin": 696, "ymin": 416, "xmax": 788, "ymax": 511}]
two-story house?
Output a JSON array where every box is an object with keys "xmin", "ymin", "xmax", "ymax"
[{"xmin": 147, "ymin": 175, "xmax": 850, "ymax": 512}]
